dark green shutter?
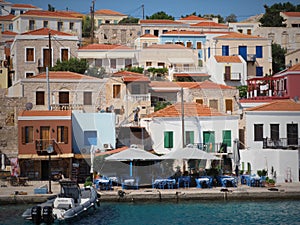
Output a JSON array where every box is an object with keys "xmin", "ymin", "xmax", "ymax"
[{"xmin": 222, "ymin": 130, "xmax": 231, "ymax": 147}]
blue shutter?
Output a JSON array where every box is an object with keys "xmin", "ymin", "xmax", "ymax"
[
  {"xmin": 222, "ymin": 45, "xmax": 229, "ymax": 56},
  {"xmin": 256, "ymin": 66, "xmax": 263, "ymax": 76},
  {"xmin": 208, "ymin": 47, "xmax": 210, "ymax": 58},
  {"xmin": 256, "ymin": 46, "xmax": 263, "ymax": 58},
  {"xmin": 238, "ymin": 46, "xmax": 247, "ymax": 60}
]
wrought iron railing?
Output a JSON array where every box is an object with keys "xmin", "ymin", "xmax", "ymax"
[
  {"xmin": 50, "ymin": 104, "xmax": 83, "ymax": 111},
  {"xmin": 262, "ymin": 138, "xmax": 299, "ymax": 149},
  {"xmin": 193, "ymin": 142, "xmax": 226, "ymax": 153}
]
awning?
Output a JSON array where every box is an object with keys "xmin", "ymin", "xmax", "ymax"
[
  {"xmin": 18, "ymin": 153, "xmax": 74, "ymax": 159},
  {"xmin": 168, "ymin": 58, "xmax": 194, "ymax": 64}
]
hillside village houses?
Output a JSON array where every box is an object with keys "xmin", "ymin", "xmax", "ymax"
[{"xmin": 0, "ymin": 0, "xmax": 299, "ymax": 183}]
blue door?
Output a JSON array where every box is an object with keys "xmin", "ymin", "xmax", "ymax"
[{"xmin": 238, "ymin": 46, "xmax": 247, "ymax": 61}]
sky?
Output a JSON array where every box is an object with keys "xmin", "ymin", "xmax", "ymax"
[{"xmin": 8, "ymin": 0, "xmax": 300, "ymax": 21}]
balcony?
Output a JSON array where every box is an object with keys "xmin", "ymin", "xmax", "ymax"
[
  {"xmin": 194, "ymin": 143, "xmax": 229, "ymax": 154},
  {"xmin": 262, "ymin": 138, "xmax": 299, "ymax": 149},
  {"xmin": 224, "ymin": 72, "xmax": 241, "ymax": 81},
  {"xmin": 126, "ymin": 94, "xmax": 151, "ymax": 102},
  {"xmin": 247, "ymin": 54, "xmax": 256, "ymax": 62},
  {"xmin": 35, "ymin": 139, "xmax": 57, "ymax": 155},
  {"xmin": 173, "ymin": 66, "xmax": 207, "ymax": 73}
]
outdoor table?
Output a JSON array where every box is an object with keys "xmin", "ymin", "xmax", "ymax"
[
  {"xmin": 219, "ymin": 176, "xmax": 236, "ymax": 187},
  {"xmin": 153, "ymin": 179, "xmax": 176, "ymax": 189},
  {"xmin": 195, "ymin": 177, "xmax": 210, "ymax": 188},
  {"xmin": 249, "ymin": 176, "xmax": 262, "ymax": 187}
]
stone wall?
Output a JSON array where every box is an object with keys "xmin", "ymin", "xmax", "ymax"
[{"xmin": 0, "ymin": 89, "xmax": 27, "ymax": 158}]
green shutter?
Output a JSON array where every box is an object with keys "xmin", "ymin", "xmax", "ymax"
[
  {"xmin": 185, "ymin": 131, "xmax": 194, "ymax": 145},
  {"xmin": 222, "ymin": 130, "xmax": 231, "ymax": 147},
  {"xmin": 164, "ymin": 131, "xmax": 173, "ymax": 148}
]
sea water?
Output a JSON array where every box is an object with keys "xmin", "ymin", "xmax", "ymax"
[{"xmin": 1, "ymin": 200, "xmax": 300, "ymax": 225}]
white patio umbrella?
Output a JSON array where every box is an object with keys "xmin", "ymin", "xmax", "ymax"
[
  {"xmin": 105, "ymin": 144, "xmax": 161, "ymax": 176},
  {"xmin": 232, "ymin": 138, "xmax": 241, "ymax": 176},
  {"xmin": 161, "ymin": 144, "xmax": 219, "ymax": 160}
]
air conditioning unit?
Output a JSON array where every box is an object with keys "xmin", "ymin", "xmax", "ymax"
[{"xmin": 103, "ymin": 143, "xmax": 112, "ymax": 150}]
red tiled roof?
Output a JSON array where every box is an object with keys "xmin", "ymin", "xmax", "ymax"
[
  {"xmin": 287, "ymin": 63, "xmax": 300, "ymax": 71},
  {"xmin": 95, "ymin": 146, "xmax": 128, "ymax": 156},
  {"xmin": 21, "ymin": 10, "xmax": 77, "ymax": 19},
  {"xmin": 163, "ymin": 30, "xmax": 203, "ymax": 35},
  {"xmin": 140, "ymin": 19, "xmax": 183, "ymax": 25},
  {"xmin": 57, "ymin": 10, "xmax": 85, "ymax": 18},
  {"xmin": 173, "ymin": 73, "xmax": 210, "ymax": 77},
  {"xmin": 0, "ymin": 14, "xmax": 15, "ymax": 20},
  {"xmin": 79, "ymin": 44, "xmax": 132, "ymax": 50},
  {"xmin": 12, "ymin": 4, "xmax": 39, "ymax": 9},
  {"xmin": 94, "ymin": 9, "xmax": 126, "ymax": 16},
  {"xmin": 28, "ymin": 71, "xmax": 99, "ymax": 80},
  {"xmin": 215, "ymin": 56, "xmax": 242, "ymax": 63},
  {"xmin": 191, "ymin": 21, "xmax": 228, "ymax": 28},
  {"xmin": 19, "ymin": 110, "xmax": 72, "ymax": 117},
  {"xmin": 2, "ymin": 30, "xmax": 17, "ymax": 36},
  {"xmin": 21, "ymin": 28, "xmax": 73, "ymax": 36},
  {"xmin": 113, "ymin": 71, "xmax": 150, "ymax": 83},
  {"xmin": 179, "ymin": 15, "xmax": 207, "ymax": 21},
  {"xmin": 246, "ymin": 99, "xmax": 300, "ymax": 111},
  {"xmin": 281, "ymin": 12, "xmax": 300, "ymax": 17},
  {"xmin": 146, "ymin": 102, "xmax": 225, "ymax": 118},
  {"xmin": 140, "ymin": 33, "xmax": 158, "ymax": 38},
  {"xmin": 145, "ymin": 44, "xmax": 187, "ymax": 49},
  {"xmin": 215, "ymin": 32, "xmax": 263, "ymax": 39}
]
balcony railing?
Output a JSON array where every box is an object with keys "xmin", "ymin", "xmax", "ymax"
[
  {"xmin": 173, "ymin": 66, "xmax": 207, "ymax": 73},
  {"xmin": 194, "ymin": 142, "xmax": 228, "ymax": 154},
  {"xmin": 126, "ymin": 94, "xmax": 151, "ymax": 102},
  {"xmin": 224, "ymin": 72, "xmax": 241, "ymax": 81},
  {"xmin": 247, "ymin": 54, "xmax": 256, "ymax": 62},
  {"xmin": 50, "ymin": 104, "xmax": 83, "ymax": 111},
  {"xmin": 35, "ymin": 139, "xmax": 56, "ymax": 155},
  {"xmin": 262, "ymin": 138, "xmax": 299, "ymax": 149}
]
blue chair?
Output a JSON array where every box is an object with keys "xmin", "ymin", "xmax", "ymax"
[
  {"xmin": 122, "ymin": 177, "xmax": 139, "ymax": 190},
  {"xmin": 177, "ymin": 176, "xmax": 190, "ymax": 188}
]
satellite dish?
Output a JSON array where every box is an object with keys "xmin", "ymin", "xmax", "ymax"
[{"xmin": 25, "ymin": 102, "xmax": 33, "ymax": 110}]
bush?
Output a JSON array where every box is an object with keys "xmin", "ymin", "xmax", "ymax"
[{"xmin": 84, "ymin": 176, "xmax": 93, "ymax": 187}]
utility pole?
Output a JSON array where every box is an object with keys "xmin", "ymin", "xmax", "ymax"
[
  {"xmin": 142, "ymin": 4, "xmax": 144, "ymax": 20},
  {"xmin": 48, "ymin": 31, "xmax": 52, "ymax": 70},
  {"xmin": 90, "ymin": 0, "xmax": 95, "ymax": 44},
  {"xmin": 181, "ymin": 87, "xmax": 185, "ymax": 148}
]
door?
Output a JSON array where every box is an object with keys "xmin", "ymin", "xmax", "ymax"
[
  {"xmin": 59, "ymin": 92, "xmax": 69, "ymax": 105},
  {"xmin": 43, "ymin": 48, "xmax": 51, "ymax": 68},
  {"xmin": 203, "ymin": 131, "xmax": 215, "ymax": 152},
  {"xmin": 40, "ymin": 126, "xmax": 50, "ymax": 150},
  {"xmin": 287, "ymin": 124, "xmax": 298, "ymax": 146},
  {"xmin": 238, "ymin": 46, "xmax": 247, "ymax": 61}
]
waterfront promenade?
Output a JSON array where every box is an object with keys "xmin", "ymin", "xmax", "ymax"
[{"xmin": 1, "ymin": 180, "xmax": 300, "ymax": 204}]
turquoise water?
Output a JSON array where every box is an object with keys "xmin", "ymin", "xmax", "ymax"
[{"xmin": 1, "ymin": 200, "xmax": 300, "ymax": 225}]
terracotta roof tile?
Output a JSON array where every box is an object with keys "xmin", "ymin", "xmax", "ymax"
[
  {"xmin": 95, "ymin": 146, "xmax": 128, "ymax": 156},
  {"xmin": 113, "ymin": 71, "xmax": 150, "ymax": 82},
  {"xmin": 28, "ymin": 71, "xmax": 99, "ymax": 80},
  {"xmin": 2, "ymin": 30, "xmax": 17, "ymax": 35},
  {"xmin": 145, "ymin": 44, "xmax": 187, "ymax": 49},
  {"xmin": 246, "ymin": 99, "xmax": 300, "ymax": 111},
  {"xmin": 0, "ymin": 14, "xmax": 15, "ymax": 20},
  {"xmin": 57, "ymin": 10, "xmax": 85, "ymax": 18},
  {"xmin": 281, "ymin": 12, "xmax": 300, "ymax": 17},
  {"xmin": 215, "ymin": 32, "xmax": 263, "ymax": 39},
  {"xmin": 22, "ymin": 10, "xmax": 77, "ymax": 19},
  {"xmin": 163, "ymin": 30, "xmax": 203, "ymax": 35},
  {"xmin": 179, "ymin": 15, "xmax": 206, "ymax": 21},
  {"xmin": 94, "ymin": 9, "xmax": 126, "ymax": 16},
  {"xmin": 215, "ymin": 56, "xmax": 242, "ymax": 63},
  {"xmin": 146, "ymin": 102, "xmax": 225, "ymax": 118},
  {"xmin": 19, "ymin": 110, "xmax": 72, "ymax": 117},
  {"xmin": 287, "ymin": 63, "xmax": 300, "ymax": 71},
  {"xmin": 173, "ymin": 73, "xmax": 210, "ymax": 77},
  {"xmin": 79, "ymin": 44, "xmax": 132, "ymax": 50},
  {"xmin": 12, "ymin": 4, "xmax": 40, "ymax": 9},
  {"xmin": 140, "ymin": 19, "xmax": 183, "ymax": 25},
  {"xmin": 21, "ymin": 28, "xmax": 73, "ymax": 36},
  {"xmin": 140, "ymin": 33, "xmax": 158, "ymax": 38},
  {"xmin": 191, "ymin": 21, "xmax": 228, "ymax": 28}
]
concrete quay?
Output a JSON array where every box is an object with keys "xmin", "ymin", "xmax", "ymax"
[{"xmin": 1, "ymin": 181, "xmax": 300, "ymax": 205}]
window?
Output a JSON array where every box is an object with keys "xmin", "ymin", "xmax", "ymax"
[
  {"xmin": 256, "ymin": 66, "xmax": 263, "ymax": 76},
  {"xmin": 225, "ymin": 99, "xmax": 233, "ymax": 113},
  {"xmin": 110, "ymin": 59, "xmax": 116, "ymax": 69},
  {"xmin": 222, "ymin": 45, "xmax": 229, "ymax": 56},
  {"xmin": 26, "ymin": 48, "xmax": 34, "ymax": 62},
  {"xmin": 131, "ymin": 84, "xmax": 140, "ymax": 94},
  {"xmin": 113, "ymin": 84, "xmax": 121, "ymax": 98},
  {"xmin": 145, "ymin": 29, "xmax": 150, "ymax": 34},
  {"xmin": 26, "ymin": 72, "xmax": 34, "ymax": 78},
  {"xmin": 57, "ymin": 21, "xmax": 63, "ymax": 31},
  {"xmin": 69, "ymin": 22, "xmax": 74, "ymax": 30},
  {"xmin": 186, "ymin": 41, "xmax": 192, "ymax": 48},
  {"xmin": 57, "ymin": 126, "xmax": 68, "ymax": 144},
  {"xmin": 22, "ymin": 126, "xmax": 33, "ymax": 144},
  {"xmin": 208, "ymin": 47, "xmax": 210, "ymax": 58},
  {"xmin": 209, "ymin": 99, "xmax": 218, "ymax": 111},
  {"xmin": 247, "ymin": 29, "xmax": 252, "ymax": 35},
  {"xmin": 84, "ymin": 131, "xmax": 97, "ymax": 145},
  {"xmin": 254, "ymin": 124, "xmax": 263, "ymax": 141},
  {"xmin": 29, "ymin": 20, "xmax": 35, "ymax": 30},
  {"xmin": 222, "ymin": 130, "xmax": 231, "ymax": 147},
  {"xmin": 196, "ymin": 99, "xmax": 203, "ymax": 104},
  {"xmin": 164, "ymin": 131, "xmax": 173, "ymax": 148},
  {"xmin": 61, "ymin": 49, "xmax": 68, "ymax": 61},
  {"xmin": 36, "ymin": 91, "xmax": 45, "ymax": 105},
  {"xmin": 8, "ymin": 23, "xmax": 13, "ymax": 30},
  {"xmin": 270, "ymin": 124, "xmax": 279, "ymax": 140},
  {"xmin": 95, "ymin": 59, "xmax": 102, "ymax": 67},
  {"xmin": 196, "ymin": 42, "xmax": 202, "ymax": 49},
  {"xmin": 185, "ymin": 131, "xmax": 194, "ymax": 145},
  {"xmin": 154, "ymin": 30, "xmax": 159, "ymax": 36},
  {"xmin": 175, "ymin": 41, "xmax": 184, "ymax": 46},
  {"xmin": 125, "ymin": 59, "xmax": 132, "ymax": 68},
  {"xmin": 238, "ymin": 29, "xmax": 243, "ymax": 33},
  {"xmin": 238, "ymin": 46, "xmax": 247, "ymax": 61},
  {"xmin": 256, "ymin": 46, "xmax": 263, "ymax": 58},
  {"xmin": 97, "ymin": 19, "xmax": 102, "ymax": 26},
  {"xmin": 83, "ymin": 92, "xmax": 92, "ymax": 105},
  {"xmin": 146, "ymin": 62, "xmax": 152, "ymax": 67},
  {"xmin": 158, "ymin": 62, "xmax": 165, "ymax": 67},
  {"xmin": 43, "ymin": 21, "xmax": 48, "ymax": 28}
]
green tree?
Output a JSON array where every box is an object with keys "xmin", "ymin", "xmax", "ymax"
[
  {"xmin": 272, "ymin": 43, "xmax": 287, "ymax": 74},
  {"xmin": 202, "ymin": 14, "xmax": 225, "ymax": 23},
  {"xmin": 51, "ymin": 58, "xmax": 89, "ymax": 74},
  {"xmin": 236, "ymin": 86, "xmax": 247, "ymax": 99},
  {"xmin": 125, "ymin": 66, "xmax": 144, "ymax": 74},
  {"xmin": 146, "ymin": 11, "xmax": 174, "ymax": 20},
  {"xmin": 85, "ymin": 66, "xmax": 106, "ymax": 78},
  {"xmin": 259, "ymin": 2, "xmax": 300, "ymax": 27},
  {"xmin": 225, "ymin": 14, "xmax": 237, "ymax": 23},
  {"xmin": 119, "ymin": 16, "xmax": 139, "ymax": 24},
  {"xmin": 82, "ymin": 15, "xmax": 92, "ymax": 38},
  {"xmin": 154, "ymin": 101, "xmax": 171, "ymax": 111}
]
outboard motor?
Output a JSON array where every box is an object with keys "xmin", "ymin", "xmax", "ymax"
[
  {"xmin": 42, "ymin": 206, "xmax": 54, "ymax": 224},
  {"xmin": 31, "ymin": 206, "xmax": 42, "ymax": 225}
]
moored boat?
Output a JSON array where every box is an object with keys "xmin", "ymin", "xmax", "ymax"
[{"xmin": 22, "ymin": 180, "xmax": 100, "ymax": 224}]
